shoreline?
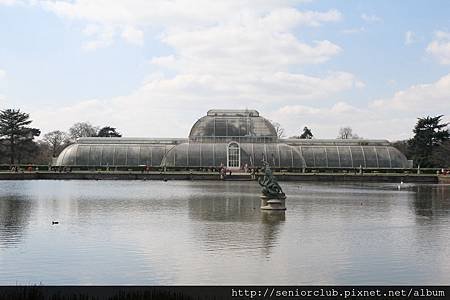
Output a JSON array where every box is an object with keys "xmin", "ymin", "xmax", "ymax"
[{"xmin": 0, "ymin": 171, "xmax": 440, "ymax": 183}]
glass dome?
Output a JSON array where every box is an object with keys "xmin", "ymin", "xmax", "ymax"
[{"xmin": 189, "ymin": 109, "xmax": 278, "ymax": 143}]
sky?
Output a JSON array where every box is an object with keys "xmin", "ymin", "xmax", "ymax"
[{"xmin": 0, "ymin": 0, "xmax": 449, "ymax": 141}]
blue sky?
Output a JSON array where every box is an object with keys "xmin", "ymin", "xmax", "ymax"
[{"xmin": 0, "ymin": 0, "xmax": 449, "ymax": 140}]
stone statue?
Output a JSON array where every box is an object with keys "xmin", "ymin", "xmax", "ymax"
[{"xmin": 258, "ymin": 160, "xmax": 285, "ymax": 198}]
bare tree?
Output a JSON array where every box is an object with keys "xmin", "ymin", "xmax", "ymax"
[
  {"xmin": 42, "ymin": 130, "xmax": 70, "ymax": 157},
  {"xmin": 338, "ymin": 127, "xmax": 362, "ymax": 139},
  {"xmin": 270, "ymin": 121, "xmax": 285, "ymax": 138},
  {"xmin": 338, "ymin": 127, "xmax": 354, "ymax": 139},
  {"xmin": 69, "ymin": 122, "xmax": 98, "ymax": 141}
]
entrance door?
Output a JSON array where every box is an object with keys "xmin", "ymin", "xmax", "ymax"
[{"xmin": 227, "ymin": 142, "xmax": 240, "ymax": 168}]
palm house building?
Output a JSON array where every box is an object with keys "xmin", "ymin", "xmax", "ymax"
[{"xmin": 56, "ymin": 109, "xmax": 409, "ymax": 170}]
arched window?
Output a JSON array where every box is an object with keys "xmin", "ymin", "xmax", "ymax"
[{"xmin": 227, "ymin": 142, "xmax": 240, "ymax": 168}]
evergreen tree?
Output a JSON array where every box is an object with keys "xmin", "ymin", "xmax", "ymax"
[
  {"xmin": 431, "ymin": 140, "xmax": 450, "ymax": 168},
  {"xmin": 0, "ymin": 109, "xmax": 41, "ymax": 164},
  {"xmin": 97, "ymin": 126, "xmax": 122, "ymax": 137},
  {"xmin": 408, "ymin": 115, "xmax": 449, "ymax": 167},
  {"xmin": 299, "ymin": 126, "xmax": 313, "ymax": 139}
]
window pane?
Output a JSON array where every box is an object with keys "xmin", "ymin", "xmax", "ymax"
[
  {"xmin": 62, "ymin": 145, "xmax": 76, "ymax": 165},
  {"xmin": 127, "ymin": 146, "xmax": 140, "ymax": 166},
  {"xmin": 279, "ymin": 144, "xmax": 293, "ymax": 168},
  {"xmin": 152, "ymin": 147, "xmax": 166, "ymax": 166},
  {"xmin": 376, "ymin": 147, "xmax": 391, "ymax": 168},
  {"xmin": 140, "ymin": 146, "xmax": 151, "ymax": 166},
  {"xmin": 89, "ymin": 146, "xmax": 102, "ymax": 166},
  {"xmin": 350, "ymin": 147, "xmax": 365, "ymax": 168},
  {"xmin": 300, "ymin": 147, "xmax": 315, "ymax": 168},
  {"xmin": 187, "ymin": 143, "xmax": 201, "ymax": 167},
  {"xmin": 76, "ymin": 145, "xmax": 90, "ymax": 166},
  {"xmin": 338, "ymin": 146, "xmax": 353, "ymax": 168},
  {"xmin": 200, "ymin": 144, "xmax": 215, "ymax": 167},
  {"xmin": 313, "ymin": 147, "xmax": 327, "ymax": 167},
  {"xmin": 101, "ymin": 146, "xmax": 114, "ymax": 166},
  {"xmin": 326, "ymin": 147, "xmax": 340, "ymax": 167},
  {"xmin": 114, "ymin": 147, "xmax": 127, "ymax": 166},
  {"xmin": 363, "ymin": 147, "xmax": 378, "ymax": 168}
]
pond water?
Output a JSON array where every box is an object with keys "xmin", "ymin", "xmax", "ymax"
[{"xmin": 0, "ymin": 180, "xmax": 449, "ymax": 285}]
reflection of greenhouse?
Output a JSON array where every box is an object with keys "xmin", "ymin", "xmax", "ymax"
[{"xmin": 56, "ymin": 109, "xmax": 409, "ymax": 170}]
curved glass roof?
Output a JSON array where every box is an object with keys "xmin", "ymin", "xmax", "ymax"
[
  {"xmin": 189, "ymin": 109, "xmax": 277, "ymax": 142},
  {"xmin": 56, "ymin": 142, "xmax": 409, "ymax": 169},
  {"xmin": 56, "ymin": 143, "xmax": 175, "ymax": 167}
]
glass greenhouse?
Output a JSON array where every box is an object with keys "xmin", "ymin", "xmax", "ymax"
[{"xmin": 56, "ymin": 109, "xmax": 409, "ymax": 169}]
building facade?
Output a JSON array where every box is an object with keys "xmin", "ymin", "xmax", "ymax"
[{"xmin": 56, "ymin": 109, "xmax": 409, "ymax": 170}]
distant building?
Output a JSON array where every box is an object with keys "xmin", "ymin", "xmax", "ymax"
[{"xmin": 56, "ymin": 109, "xmax": 409, "ymax": 169}]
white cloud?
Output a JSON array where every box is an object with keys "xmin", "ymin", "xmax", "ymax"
[
  {"xmin": 0, "ymin": 69, "xmax": 6, "ymax": 80},
  {"xmin": 265, "ymin": 8, "xmax": 341, "ymax": 27},
  {"xmin": 5, "ymin": 0, "xmax": 367, "ymax": 140},
  {"xmin": 269, "ymin": 102, "xmax": 374, "ymax": 138},
  {"xmin": 405, "ymin": 30, "xmax": 418, "ymax": 45},
  {"xmin": 361, "ymin": 13, "xmax": 382, "ymax": 23},
  {"xmin": 330, "ymin": 101, "xmax": 361, "ymax": 113},
  {"xmin": 2, "ymin": 0, "xmax": 447, "ymax": 142},
  {"xmin": 0, "ymin": 0, "xmax": 18, "ymax": 5},
  {"xmin": 81, "ymin": 24, "xmax": 114, "ymax": 50},
  {"xmin": 41, "ymin": 1, "xmax": 315, "ymax": 27},
  {"xmin": 371, "ymin": 73, "xmax": 450, "ymax": 113},
  {"xmin": 37, "ymin": 1, "xmax": 341, "ymax": 49},
  {"xmin": 121, "ymin": 25, "xmax": 144, "ymax": 46},
  {"xmin": 387, "ymin": 79, "xmax": 397, "ymax": 87},
  {"xmin": 31, "ymin": 65, "xmax": 450, "ymax": 141},
  {"xmin": 426, "ymin": 31, "xmax": 450, "ymax": 64},
  {"xmin": 154, "ymin": 28, "xmax": 342, "ymax": 76},
  {"xmin": 435, "ymin": 31, "xmax": 450, "ymax": 39},
  {"xmin": 266, "ymin": 73, "xmax": 450, "ymax": 140},
  {"xmin": 0, "ymin": 0, "xmax": 39, "ymax": 6},
  {"xmin": 32, "ymin": 70, "xmax": 363, "ymax": 137}
]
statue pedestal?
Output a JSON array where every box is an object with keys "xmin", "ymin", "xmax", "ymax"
[{"xmin": 260, "ymin": 194, "xmax": 286, "ymax": 210}]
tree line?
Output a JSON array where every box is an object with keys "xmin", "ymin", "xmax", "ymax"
[
  {"xmin": 0, "ymin": 109, "xmax": 121, "ymax": 165},
  {"xmin": 1, "ymin": 108, "xmax": 449, "ymax": 168}
]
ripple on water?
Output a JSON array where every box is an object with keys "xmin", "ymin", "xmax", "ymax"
[{"xmin": 0, "ymin": 180, "xmax": 449, "ymax": 284}]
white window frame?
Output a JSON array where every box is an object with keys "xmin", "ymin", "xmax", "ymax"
[{"xmin": 227, "ymin": 142, "xmax": 240, "ymax": 168}]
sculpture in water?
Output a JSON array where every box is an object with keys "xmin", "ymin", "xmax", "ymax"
[{"xmin": 258, "ymin": 160, "xmax": 285, "ymax": 198}]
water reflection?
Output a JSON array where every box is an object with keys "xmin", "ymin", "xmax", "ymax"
[
  {"xmin": 0, "ymin": 196, "xmax": 31, "ymax": 248},
  {"xmin": 0, "ymin": 181, "xmax": 449, "ymax": 285},
  {"xmin": 187, "ymin": 182, "xmax": 285, "ymax": 256},
  {"xmin": 260, "ymin": 211, "xmax": 285, "ymax": 256},
  {"xmin": 412, "ymin": 185, "xmax": 450, "ymax": 218}
]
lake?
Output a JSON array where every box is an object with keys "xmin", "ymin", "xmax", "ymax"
[{"xmin": 0, "ymin": 180, "xmax": 449, "ymax": 285}]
